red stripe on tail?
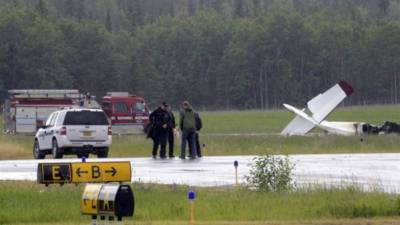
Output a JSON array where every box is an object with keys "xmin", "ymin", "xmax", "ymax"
[{"xmin": 339, "ymin": 80, "xmax": 353, "ymax": 96}]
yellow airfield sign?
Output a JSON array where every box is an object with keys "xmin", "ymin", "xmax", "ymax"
[
  {"xmin": 81, "ymin": 184, "xmax": 103, "ymax": 215},
  {"xmin": 37, "ymin": 161, "xmax": 131, "ymax": 184},
  {"xmin": 71, "ymin": 162, "xmax": 131, "ymax": 183},
  {"xmin": 37, "ymin": 163, "xmax": 72, "ymax": 184},
  {"xmin": 81, "ymin": 183, "xmax": 135, "ymax": 218},
  {"xmin": 97, "ymin": 184, "xmax": 119, "ymax": 215}
]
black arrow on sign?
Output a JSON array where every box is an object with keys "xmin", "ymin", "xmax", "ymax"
[
  {"xmin": 76, "ymin": 168, "xmax": 88, "ymax": 177},
  {"xmin": 105, "ymin": 167, "xmax": 117, "ymax": 176}
]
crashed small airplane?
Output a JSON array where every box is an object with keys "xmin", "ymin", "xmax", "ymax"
[{"xmin": 281, "ymin": 81, "xmax": 399, "ymax": 136}]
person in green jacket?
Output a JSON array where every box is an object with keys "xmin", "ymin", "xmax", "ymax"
[{"xmin": 179, "ymin": 101, "xmax": 197, "ymax": 159}]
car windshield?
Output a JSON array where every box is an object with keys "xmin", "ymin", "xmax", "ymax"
[{"xmin": 63, "ymin": 111, "xmax": 109, "ymax": 125}]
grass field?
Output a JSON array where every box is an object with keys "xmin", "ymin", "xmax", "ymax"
[
  {"xmin": 1, "ymin": 181, "xmax": 400, "ymax": 225},
  {"xmin": 1, "ymin": 105, "xmax": 400, "ymax": 159},
  {"xmin": 10, "ymin": 220, "xmax": 400, "ymax": 225},
  {"xmin": 2, "ymin": 106, "xmax": 400, "ymax": 224}
]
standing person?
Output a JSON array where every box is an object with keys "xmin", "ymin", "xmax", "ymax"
[
  {"xmin": 166, "ymin": 103, "xmax": 176, "ymax": 158},
  {"xmin": 149, "ymin": 102, "xmax": 170, "ymax": 159},
  {"xmin": 179, "ymin": 101, "xmax": 197, "ymax": 159},
  {"xmin": 188, "ymin": 112, "xmax": 202, "ymax": 157}
]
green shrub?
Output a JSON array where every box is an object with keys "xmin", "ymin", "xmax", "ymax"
[{"xmin": 245, "ymin": 154, "xmax": 294, "ymax": 192}]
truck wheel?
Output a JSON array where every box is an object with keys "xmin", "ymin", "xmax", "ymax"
[
  {"xmin": 33, "ymin": 140, "xmax": 45, "ymax": 159},
  {"xmin": 52, "ymin": 139, "xmax": 63, "ymax": 159},
  {"xmin": 97, "ymin": 148, "xmax": 109, "ymax": 158}
]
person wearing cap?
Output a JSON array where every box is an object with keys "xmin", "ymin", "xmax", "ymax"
[
  {"xmin": 148, "ymin": 102, "xmax": 171, "ymax": 159},
  {"xmin": 179, "ymin": 101, "xmax": 197, "ymax": 159}
]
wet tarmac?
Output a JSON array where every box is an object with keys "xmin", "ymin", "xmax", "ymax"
[{"xmin": 0, "ymin": 153, "xmax": 400, "ymax": 193}]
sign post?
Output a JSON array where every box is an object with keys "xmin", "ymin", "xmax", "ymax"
[
  {"xmin": 109, "ymin": 216, "xmax": 114, "ymax": 225},
  {"xmin": 188, "ymin": 190, "xmax": 196, "ymax": 225},
  {"xmin": 91, "ymin": 215, "xmax": 97, "ymax": 225},
  {"xmin": 234, "ymin": 160, "xmax": 239, "ymax": 186},
  {"xmin": 100, "ymin": 216, "xmax": 105, "ymax": 225},
  {"xmin": 202, "ymin": 144, "xmax": 207, "ymax": 156}
]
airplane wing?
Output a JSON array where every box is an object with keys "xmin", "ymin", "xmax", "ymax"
[
  {"xmin": 307, "ymin": 81, "xmax": 353, "ymax": 123},
  {"xmin": 319, "ymin": 121, "xmax": 358, "ymax": 136},
  {"xmin": 281, "ymin": 115, "xmax": 316, "ymax": 135}
]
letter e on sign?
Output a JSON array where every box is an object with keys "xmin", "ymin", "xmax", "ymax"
[{"xmin": 38, "ymin": 163, "xmax": 72, "ymax": 184}]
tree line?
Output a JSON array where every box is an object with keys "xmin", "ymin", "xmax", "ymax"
[{"xmin": 0, "ymin": 0, "xmax": 399, "ymax": 110}]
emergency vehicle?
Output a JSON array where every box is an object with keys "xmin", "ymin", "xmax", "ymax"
[
  {"xmin": 101, "ymin": 92, "xmax": 150, "ymax": 134},
  {"xmin": 3, "ymin": 90, "xmax": 97, "ymax": 134},
  {"xmin": 34, "ymin": 108, "xmax": 111, "ymax": 159}
]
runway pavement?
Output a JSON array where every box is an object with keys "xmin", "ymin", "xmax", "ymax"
[{"xmin": 1, "ymin": 153, "xmax": 400, "ymax": 192}]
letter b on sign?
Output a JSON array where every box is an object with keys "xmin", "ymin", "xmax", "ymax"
[{"xmin": 92, "ymin": 166, "xmax": 101, "ymax": 179}]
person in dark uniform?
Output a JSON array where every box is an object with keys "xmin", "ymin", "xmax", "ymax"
[
  {"xmin": 148, "ymin": 102, "xmax": 171, "ymax": 159},
  {"xmin": 165, "ymin": 103, "xmax": 176, "ymax": 158}
]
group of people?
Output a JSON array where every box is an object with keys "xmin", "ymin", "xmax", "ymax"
[{"xmin": 147, "ymin": 101, "xmax": 202, "ymax": 159}]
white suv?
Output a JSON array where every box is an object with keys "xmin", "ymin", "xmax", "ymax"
[{"xmin": 33, "ymin": 108, "xmax": 112, "ymax": 159}]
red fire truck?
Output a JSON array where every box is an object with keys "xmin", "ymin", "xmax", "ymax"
[
  {"xmin": 3, "ymin": 90, "xmax": 90, "ymax": 133},
  {"xmin": 101, "ymin": 92, "xmax": 150, "ymax": 134}
]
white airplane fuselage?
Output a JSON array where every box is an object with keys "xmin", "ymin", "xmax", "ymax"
[
  {"xmin": 283, "ymin": 103, "xmax": 360, "ymax": 136},
  {"xmin": 281, "ymin": 81, "xmax": 364, "ymax": 136}
]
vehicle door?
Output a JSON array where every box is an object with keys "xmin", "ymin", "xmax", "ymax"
[
  {"xmin": 37, "ymin": 113, "xmax": 53, "ymax": 149},
  {"xmin": 38, "ymin": 112, "xmax": 54, "ymax": 149},
  {"xmin": 43, "ymin": 112, "xmax": 58, "ymax": 149},
  {"xmin": 132, "ymin": 101, "xmax": 149, "ymax": 125},
  {"xmin": 15, "ymin": 106, "xmax": 37, "ymax": 133},
  {"xmin": 113, "ymin": 102, "xmax": 131, "ymax": 124}
]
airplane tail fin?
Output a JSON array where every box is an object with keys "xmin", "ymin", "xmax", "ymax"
[
  {"xmin": 307, "ymin": 80, "xmax": 353, "ymax": 123},
  {"xmin": 281, "ymin": 80, "xmax": 353, "ymax": 136}
]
